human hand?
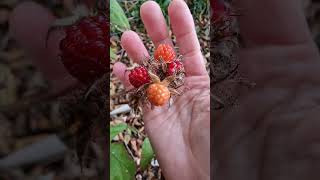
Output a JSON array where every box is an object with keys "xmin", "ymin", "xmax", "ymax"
[
  {"xmin": 214, "ymin": 0, "xmax": 320, "ymax": 179},
  {"xmin": 113, "ymin": 0, "xmax": 210, "ymax": 179},
  {"xmin": 9, "ymin": 1, "xmax": 80, "ymax": 94}
]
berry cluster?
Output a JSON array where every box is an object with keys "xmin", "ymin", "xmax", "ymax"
[
  {"xmin": 128, "ymin": 44, "xmax": 185, "ymax": 107},
  {"xmin": 47, "ymin": 3, "xmax": 109, "ymax": 84},
  {"xmin": 60, "ymin": 14, "xmax": 108, "ymax": 84}
]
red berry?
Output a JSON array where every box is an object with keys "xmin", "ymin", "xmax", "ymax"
[
  {"xmin": 212, "ymin": 0, "xmax": 226, "ymax": 13},
  {"xmin": 211, "ymin": 0, "xmax": 230, "ymax": 22},
  {"xmin": 129, "ymin": 67, "xmax": 151, "ymax": 88},
  {"xmin": 167, "ymin": 61, "xmax": 183, "ymax": 76},
  {"xmin": 59, "ymin": 15, "xmax": 108, "ymax": 84},
  {"xmin": 154, "ymin": 44, "xmax": 176, "ymax": 63}
]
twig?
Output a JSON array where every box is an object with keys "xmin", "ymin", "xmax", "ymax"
[
  {"xmin": 123, "ymin": 141, "xmax": 135, "ymax": 161},
  {"xmin": 110, "ymin": 104, "xmax": 131, "ymax": 116}
]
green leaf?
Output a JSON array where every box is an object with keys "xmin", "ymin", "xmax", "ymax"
[
  {"xmin": 140, "ymin": 138, "xmax": 155, "ymax": 170},
  {"xmin": 110, "ymin": 48, "xmax": 117, "ymax": 61},
  {"xmin": 110, "ymin": 123, "xmax": 127, "ymax": 142},
  {"xmin": 127, "ymin": 125, "xmax": 139, "ymax": 135},
  {"xmin": 110, "ymin": 0, "xmax": 130, "ymax": 31},
  {"xmin": 110, "ymin": 143, "xmax": 136, "ymax": 180}
]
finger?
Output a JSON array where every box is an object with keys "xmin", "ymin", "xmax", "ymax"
[
  {"xmin": 234, "ymin": 0, "xmax": 314, "ymax": 47},
  {"xmin": 121, "ymin": 30, "xmax": 150, "ymax": 63},
  {"xmin": 113, "ymin": 62, "xmax": 133, "ymax": 89},
  {"xmin": 140, "ymin": 1, "xmax": 172, "ymax": 47},
  {"xmin": 168, "ymin": 0, "xmax": 207, "ymax": 76},
  {"xmin": 9, "ymin": 1, "xmax": 77, "ymax": 91}
]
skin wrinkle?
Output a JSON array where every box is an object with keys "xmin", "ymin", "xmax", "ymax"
[
  {"xmin": 176, "ymin": 31, "xmax": 200, "ymax": 55},
  {"xmin": 154, "ymin": 36, "xmax": 172, "ymax": 47},
  {"xmin": 185, "ymin": 76, "xmax": 210, "ymax": 88},
  {"xmin": 291, "ymin": 128, "xmax": 320, "ymax": 161},
  {"xmin": 233, "ymin": 0, "xmax": 313, "ymax": 46},
  {"xmin": 190, "ymin": 92, "xmax": 210, "ymax": 173},
  {"xmin": 226, "ymin": 92, "xmax": 290, "ymax": 153},
  {"xmin": 215, "ymin": 88, "xmax": 290, "ymax": 179},
  {"xmin": 190, "ymin": 109, "xmax": 208, "ymax": 176},
  {"xmin": 216, "ymin": 87, "xmax": 290, "ymax": 146},
  {"xmin": 239, "ymin": 86, "xmax": 296, "ymax": 141},
  {"xmin": 182, "ymin": 55, "xmax": 207, "ymax": 76},
  {"xmin": 217, "ymin": 78, "xmax": 320, "ymax": 179},
  {"xmin": 239, "ymin": 44, "xmax": 320, "ymax": 83},
  {"xmin": 240, "ymin": 43, "xmax": 319, "ymax": 67},
  {"xmin": 258, "ymin": 91, "xmax": 303, "ymax": 180},
  {"xmin": 245, "ymin": 62, "xmax": 320, "ymax": 90},
  {"xmin": 262, "ymin": 108, "xmax": 319, "ymax": 179},
  {"xmin": 182, "ymin": 49, "xmax": 203, "ymax": 60},
  {"xmin": 172, "ymin": 90, "xmax": 201, "ymax": 140},
  {"xmin": 257, "ymin": 120, "xmax": 268, "ymax": 179},
  {"xmin": 256, "ymin": 78, "xmax": 320, "ymax": 128},
  {"xmin": 144, "ymin": 110, "xmax": 172, "ymax": 132},
  {"xmin": 304, "ymin": 133, "xmax": 320, "ymax": 160},
  {"xmin": 258, "ymin": 127, "xmax": 271, "ymax": 180}
]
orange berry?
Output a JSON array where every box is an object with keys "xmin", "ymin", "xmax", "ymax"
[
  {"xmin": 154, "ymin": 44, "xmax": 176, "ymax": 63},
  {"xmin": 147, "ymin": 83, "xmax": 171, "ymax": 106}
]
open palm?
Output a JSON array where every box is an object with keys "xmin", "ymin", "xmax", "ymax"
[
  {"xmin": 113, "ymin": 0, "xmax": 210, "ymax": 179},
  {"xmin": 214, "ymin": 0, "xmax": 320, "ymax": 179}
]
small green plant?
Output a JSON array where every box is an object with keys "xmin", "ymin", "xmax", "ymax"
[
  {"xmin": 110, "ymin": 0, "xmax": 131, "ymax": 62},
  {"xmin": 110, "ymin": 123, "xmax": 135, "ymax": 180},
  {"xmin": 110, "ymin": 0, "xmax": 131, "ymax": 32},
  {"xmin": 140, "ymin": 138, "xmax": 154, "ymax": 170},
  {"xmin": 188, "ymin": 0, "xmax": 209, "ymax": 18},
  {"xmin": 110, "ymin": 123, "xmax": 155, "ymax": 180}
]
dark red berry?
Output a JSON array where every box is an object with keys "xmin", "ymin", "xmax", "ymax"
[
  {"xmin": 129, "ymin": 67, "xmax": 151, "ymax": 88},
  {"xmin": 212, "ymin": 0, "xmax": 227, "ymax": 21},
  {"xmin": 167, "ymin": 61, "xmax": 183, "ymax": 76},
  {"xmin": 59, "ymin": 14, "xmax": 108, "ymax": 84}
]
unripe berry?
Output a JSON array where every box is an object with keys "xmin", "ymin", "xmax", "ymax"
[
  {"xmin": 154, "ymin": 44, "xmax": 176, "ymax": 63},
  {"xmin": 147, "ymin": 83, "xmax": 170, "ymax": 106}
]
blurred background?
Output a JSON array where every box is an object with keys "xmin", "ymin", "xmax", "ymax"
[{"xmin": 0, "ymin": 0, "xmax": 107, "ymax": 179}]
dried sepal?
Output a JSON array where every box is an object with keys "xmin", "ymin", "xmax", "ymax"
[
  {"xmin": 125, "ymin": 63, "xmax": 140, "ymax": 71},
  {"xmin": 169, "ymin": 72, "xmax": 185, "ymax": 89},
  {"xmin": 169, "ymin": 97, "xmax": 174, "ymax": 107},
  {"xmin": 168, "ymin": 88, "xmax": 181, "ymax": 96},
  {"xmin": 161, "ymin": 62, "xmax": 168, "ymax": 75},
  {"xmin": 148, "ymin": 71, "xmax": 161, "ymax": 83},
  {"xmin": 161, "ymin": 75, "xmax": 175, "ymax": 87}
]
